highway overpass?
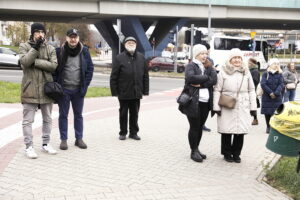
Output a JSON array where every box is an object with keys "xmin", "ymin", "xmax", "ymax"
[{"xmin": 1, "ymin": 0, "xmax": 300, "ymax": 58}]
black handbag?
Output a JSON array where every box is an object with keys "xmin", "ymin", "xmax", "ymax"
[
  {"xmin": 44, "ymin": 81, "xmax": 64, "ymax": 101},
  {"xmin": 43, "ymin": 71, "xmax": 64, "ymax": 101},
  {"xmin": 177, "ymin": 87, "xmax": 197, "ymax": 107}
]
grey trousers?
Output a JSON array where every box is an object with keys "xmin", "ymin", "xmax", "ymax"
[{"xmin": 22, "ymin": 103, "xmax": 53, "ymax": 148}]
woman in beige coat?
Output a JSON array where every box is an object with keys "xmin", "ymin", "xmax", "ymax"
[{"xmin": 213, "ymin": 48, "xmax": 257, "ymax": 163}]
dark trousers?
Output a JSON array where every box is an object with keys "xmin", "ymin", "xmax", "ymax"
[
  {"xmin": 221, "ymin": 134, "xmax": 244, "ymax": 157},
  {"xmin": 265, "ymin": 114, "xmax": 272, "ymax": 128},
  {"xmin": 58, "ymin": 88, "xmax": 84, "ymax": 140},
  {"xmin": 118, "ymin": 99, "xmax": 140, "ymax": 136},
  {"xmin": 187, "ymin": 102, "xmax": 210, "ymax": 151}
]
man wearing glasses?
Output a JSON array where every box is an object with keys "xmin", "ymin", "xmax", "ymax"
[{"xmin": 19, "ymin": 23, "xmax": 58, "ymax": 159}]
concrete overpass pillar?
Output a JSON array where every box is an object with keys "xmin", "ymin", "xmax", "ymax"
[
  {"xmin": 151, "ymin": 18, "xmax": 188, "ymax": 57},
  {"xmin": 121, "ymin": 16, "xmax": 153, "ymax": 58},
  {"xmin": 94, "ymin": 20, "xmax": 119, "ymax": 65}
]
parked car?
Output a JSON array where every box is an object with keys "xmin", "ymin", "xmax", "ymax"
[
  {"xmin": 0, "ymin": 47, "xmax": 20, "ymax": 69},
  {"xmin": 148, "ymin": 57, "xmax": 185, "ymax": 73}
]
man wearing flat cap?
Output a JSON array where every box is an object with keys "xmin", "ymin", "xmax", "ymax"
[
  {"xmin": 19, "ymin": 22, "xmax": 58, "ymax": 159},
  {"xmin": 110, "ymin": 36, "xmax": 149, "ymax": 140},
  {"xmin": 54, "ymin": 28, "xmax": 94, "ymax": 150}
]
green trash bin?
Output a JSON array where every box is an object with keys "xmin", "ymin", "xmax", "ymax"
[{"xmin": 266, "ymin": 128, "xmax": 300, "ymax": 157}]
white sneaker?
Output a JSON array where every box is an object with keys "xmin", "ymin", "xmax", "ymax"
[
  {"xmin": 25, "ymin": 146, "xmax": 38, "ymax": 159},
  {"xmin": 42, "ymin": 144, "xmax": 57, "ymax": 155}
]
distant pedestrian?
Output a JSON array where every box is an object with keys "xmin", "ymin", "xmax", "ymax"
[
  {"xmin": 19, "ymin": 23, "xmax": 58, "ymax": 159},
  {"xmin": 248, "ymin": 58, "xmax": 260, "ymax": 125},
  {"xmin": 213, "ymin": 48, "xmax": 257, "ymax": 163},
  {"xmin": 110, "ymin": 36, "xmax": 149, "ymax": 140},
  {"xmin": 179, "ymin": 44, "xmax": 217, "ymax": 162},
  {"xmin": 283, "ymin": 62, "xmax": 299, "ymax": 102},
  {"xmin": 55, "ymin": 28, "xmax": 94, "ymax": 150},
  {"xmin": 260, "ymin": 58, "xmax": 284, "ymax": 133}
]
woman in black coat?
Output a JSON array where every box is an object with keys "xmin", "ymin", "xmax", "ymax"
[{"xmin": 180, "ymin": 44, "xmax": 217, "ymax": 162}]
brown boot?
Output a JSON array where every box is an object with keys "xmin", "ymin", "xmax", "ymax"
[
  {"xmin": 252, "ymin": 119, "xmax": 258, "ymax": 125},
  {"xmin": 75, "ymin": 139, "xmax": 87, "ymax": 149},
  {"xmin": 60, "ymin": 140, "xmax": 68, "ymax": 150}
]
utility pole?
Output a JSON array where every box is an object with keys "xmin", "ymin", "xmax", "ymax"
[
  {"xmin": 190, "ymin": 24, "xmax": 194, "ymax": 60},
  {"xmin": 208, "ymin": 0, "xmax": 212, "ymax": 43},
  {"xmin": 174, "ymin": 26, "xmax": 178, "ymax": 73},
  {"xmin": 117, "ymin": 19, "xmax": 121, "ymax": 54}
]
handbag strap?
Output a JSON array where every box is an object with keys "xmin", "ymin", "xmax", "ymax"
[
  {"xmin": 221, "ymin": 72, "xmax": 245, "ymax": 98},
  {"xmin": 236, "ymin": 72, "xmax": 245, "ymax": 98}
]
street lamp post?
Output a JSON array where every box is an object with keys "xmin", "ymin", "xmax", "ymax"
[
  {"xmin": 174, "ymin": 26, "xmax": 178, "ymax": 73},
  {"xmin": 208, "ymin": 0, "xmax": 212, "ymax": 42}
]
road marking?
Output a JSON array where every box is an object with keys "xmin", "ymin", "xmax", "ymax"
[
  {"xmin": 0, "ymin": 108, "xmax": 20, "ymax": 118},
  {"xmin": 0, "ymin": 111, "xmax": 59, "ymax": 149}
]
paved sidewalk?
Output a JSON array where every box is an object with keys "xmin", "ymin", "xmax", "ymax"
[{"xmin": 0, "ymin": 90, "xmax": 292, "ymax": 200}]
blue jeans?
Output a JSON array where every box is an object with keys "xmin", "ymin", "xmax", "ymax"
[
  {"xmin": 283, "ymin": 89, "xmax": 296, "ymax": 102},
  {"xmin": 58, "ymin": 88, "xmax": 84, "ymax": 140}
]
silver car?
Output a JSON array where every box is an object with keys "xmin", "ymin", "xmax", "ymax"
[{"xmin": 0, "ymin": 47, "xmax": 20, "ymax": 69}]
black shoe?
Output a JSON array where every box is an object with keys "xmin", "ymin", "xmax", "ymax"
[
  {"xmin": 119, "ymin": 135, "xmax": 126, "ymax": 140},
  {"xmin": 75, "ymin": 139, "xmax": 87, "ymax": 149},
  {"xmin": 202, "ymin": 125, "xmax": 211, "ymax": 132},
  {"xmin": 191, "ymin": 151, "xmax": 203, "ymax": 162},
  {"xmin": 195, "ymin": 150, "xmax": 207, "ymax": 159},
  {"xmin": 266, "ymin": 127, "xmax": 270, "ymax": 134},
  {"xmin": 233, "ymin": 156, "xmax": 241, "ymax": 163},
  {"xmin": 224, "ymin": 155, "xmax": 234, "ymax": 163},
  {"xmin": 129, "ymin": 134, "xmax": 141, "ymax": 140},
  {"xmin": 60, "ymin": 140, "xmax": 68, "ymax": 150}
]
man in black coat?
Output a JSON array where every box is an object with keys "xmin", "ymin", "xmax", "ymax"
[{"xmin": 110, "ymin": 36, "xmax": 149, "ymax": 140}]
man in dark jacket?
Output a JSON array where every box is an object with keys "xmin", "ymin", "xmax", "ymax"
[
  {"xmin": 110, "ymin": 36, "xmax": 149, "ymax": 140},
  {"xmin": 55, "ymin": 29, "xmax": 94, "ymax": 150}
]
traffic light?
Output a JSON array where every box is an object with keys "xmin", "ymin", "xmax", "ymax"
[
  {"xmin": 194, "ymin": 30, "xmax": 202, "ymax": 44},
  {"xmin": 185, "ymin": 30, "xmax": 191, "ymax": 44}
]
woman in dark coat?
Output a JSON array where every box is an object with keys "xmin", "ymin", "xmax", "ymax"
[
  {"xmin": 248, "ymin": 58, "xmax": 260, "ymax": 125},
  {"xmin": 180, "ymin": 44, "xmax": 217, "ymax": 163},
  {"xmin": 260, "ymin": 58, "xmax": 284, "ymax": 133}
]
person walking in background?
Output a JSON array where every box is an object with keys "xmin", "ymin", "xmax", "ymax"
[
  {"xmin": 248, "ymin": 58, "xmax": 260, "ymax": 125},
  {"xmin": 260, "ymin": 58, "xmax": 284, "ymax": 134},
  {"xmin": 283, "ymin": 62, "xmax": 299, "ymax": 102},
  {"xmin": 110, "ymin": 36, "xmax": 149, "ymax": 141},
  {"xmin": 213, "ymin": 48, "xmax": 256, "ymax": 163},
  {"xmin": 55, "ymin": 29, "xmax": 94, "ymax": 150},
  {"xmin": 179, "ymin": 44, "xmax": 217, "ymax": 162},
  {"xmin": 19, "ymin": 23, "xmax": 58, "ymax": 158}
]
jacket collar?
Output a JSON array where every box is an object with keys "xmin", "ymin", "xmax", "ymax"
[{"xmin": 222, "ymin": 60, "xmax": 248, "ymax": 75}]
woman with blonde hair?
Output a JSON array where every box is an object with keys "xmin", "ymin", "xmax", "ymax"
[
  {"xmin": 213, "ymin": 48, "xmax": 256, "ymax": 163},
  {"xmin": 260, "ymin": 58, "xmax": 284, "ymax": 133},
  {"xmin": 283, "ymin": 62, "xmax": 299, "ymax": 102}
]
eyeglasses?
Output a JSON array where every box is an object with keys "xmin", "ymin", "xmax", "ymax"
[{"xmin": 34, "ymin": 30, "xmax": 45, "ymax": 34}]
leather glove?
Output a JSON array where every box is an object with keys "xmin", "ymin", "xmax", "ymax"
[
  {"xmin": 212, "ymin": 110, "xmax": 221, "ymax": 116},
  {"xmin": 270, "ymin": 93, "xmax": 276, "ymax": 99},
  {"xmin": 250, "ymin": 110, "xmax": 257, "ymax": 116},
  {"xmin": 32, "ymin": 37, "xmax": 45, "ymax": 50}
]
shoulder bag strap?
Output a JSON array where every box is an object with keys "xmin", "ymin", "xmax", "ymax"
[{"xmin": 236, "ymin": 72, "xmax": 245, "ymax": 98}]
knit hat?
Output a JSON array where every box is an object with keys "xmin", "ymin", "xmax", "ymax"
[
  {"xmin": 66, "ymin": 28, "xmax": 79, "ymax": 37},
  {"xmin": 123, "ymin": 36, "xmax": 136, "ymax": 44},
  {"xmin": 192, "ymin": 44, "xmax": 207, "ymax": 58},
  {"xmin": 268, "ymin": 58, "xmax": 280, "ymax": 66},
  {"xmin": 228, "ymin": 48, "xmax": 243, "ymax": 61},
  {"xmin": 31, "ymin": 23, "xmax": 46, "ymax": 35}
]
